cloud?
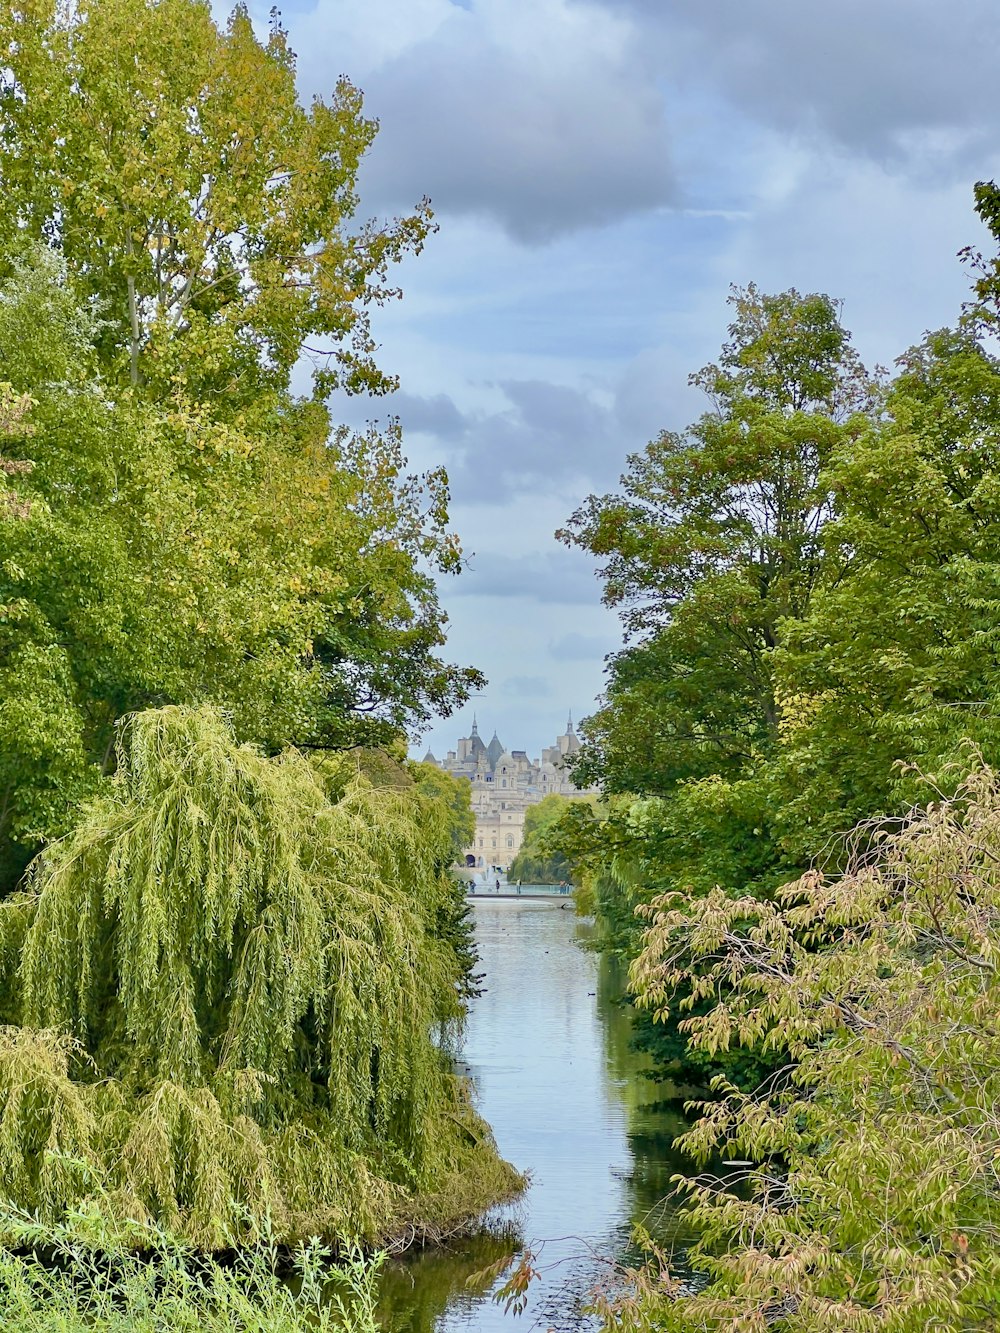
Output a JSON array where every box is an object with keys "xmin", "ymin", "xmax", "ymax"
[
  {"xmin": 450, "ymin": 548, "xmax": 601, "ymax": 604},
  {"xmin": 380, "ymin": 379, "xmax": 621, "ymax": 502},
  {"xmin": 548, "ymin": 632, "xmax": 613, "ymax": 661},
  {"xmin": 389, "ymin": 390, "xmax": 468, "ymax": 439},
  {"xmin": 587, "ymin": 0, "xmax": 1000, "ymax": 174},
  {"xmin": 306, "ymin": 0, "xmax": 676, "ymax": 243},
  {"xmin": 501, "ymin": 675, "xmax": 551, "ymax": 697}
]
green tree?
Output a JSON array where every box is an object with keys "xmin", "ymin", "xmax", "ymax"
[
  {"xmin": 604, "ymin": 764, "xmax": 1000, "ymax": 1332},
  {"xmin": 508, "ymin": 793, "xmax": 594, "ymax": 884},
  {"xmin": 0, "ymin": 251, "xmax": 480, "ymax": 890},
  {"xmin": 0, "ymin": 0, "xmax": 432, "ymax": 401},
  {"xmin": 557, "ymin": 289, "xmax": 875, "ymax": 1086},
  {"xmin": 561, "ymin": 285, "xmax": 876, "ymax": 801},
  {"xmin": 0, "ymin": 706, "xmax": 520, "ymax": 1248},
  {"xmin": 773, "ymin": 322, "xmax": 1000, "ymax": 859}
]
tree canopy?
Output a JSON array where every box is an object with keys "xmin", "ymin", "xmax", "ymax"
[
  {"xmin": 0, "ymin": 0, "xmax": 482, "ymax": 892},
  {"xmin": 607, "ymin": 763, "xmax": 1000, "ymax": 1331},
  {"xmin": 0, "ymin": 706, "xmax": 518, "ymax": 1247},
  {"xmin": 554, "ymin": 186, "xmax": 1000, "ymax": 1100},
  {"xmin": 0, "ymin": 0, "xmax": 431, "ymax": 401},
  {"xmin": 562, "ymin": 180, "xmax": 1000, "ymax": 1330},
  {"xmin": 508, "ymin": 793, "xmax": 595, "ymax": 884}
]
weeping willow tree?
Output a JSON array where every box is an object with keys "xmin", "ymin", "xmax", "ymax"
[{"xmin": 0, "ymin": 706, "xmax": 520, "ymax": 1249}]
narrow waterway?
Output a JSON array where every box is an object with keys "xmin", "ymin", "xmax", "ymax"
[{"xmin": 377, "ymin": 899, "xmax": 697, "ymax": 1331}]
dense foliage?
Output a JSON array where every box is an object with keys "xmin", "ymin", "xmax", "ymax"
[
  {"xmin": 0, "ymin": 706, "xmax": 519, "ymax": 1247},
  {"xmin": 0, "ymin": 0, "xmax": 482, "ymax": 893},
  {"xmin": 0, "ymin": 0, "xmax": 429, "ymax": 402},
  {"xmin": 601, "ymin": 765, "xmax": 1000, "ymax": 1331},
  {"xmin": 560, "ymin": 189, "xmax": 1000, "ymax": 1094},
  {"xmin": 0, "ymin": 0, "xmax": 514, "ymax": 1262},
  {"xmin": 554, "ymin": 182, "xmax": 1000, "ymax": 1329},
  {"xmin": 508, "ymin": 793, "xmax": 595, "ymax": 883}
]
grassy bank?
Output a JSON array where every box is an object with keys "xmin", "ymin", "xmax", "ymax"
[{"xmin": 0, "ymin": 1209, "xmax": 382, "ymax": 1333}]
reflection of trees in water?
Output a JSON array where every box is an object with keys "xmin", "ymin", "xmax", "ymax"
[
  {"xmin": 596, "ymin": 951, "xmax": 703, "ymax": 1266},
  {"xmin": 376, "ymin": 911, "xmax": 705, "ymax": 1331},
  {"xmin": 376, "ymin": 1227, "xmax": 521, "ymax": 1333}
]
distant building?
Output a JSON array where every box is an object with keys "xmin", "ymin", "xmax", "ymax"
[{"xmin": 422, "ymin": 714, "xmax": 592, "ymax": 872}]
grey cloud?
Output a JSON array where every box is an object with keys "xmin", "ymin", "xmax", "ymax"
[
  {"xmin": 387, "ymin": 378, "xmax": 622, "ymax": 503},
  {"xmin": 322, "ymin": 378, "xmax": 624, "ymax": 503},
  {"xmin": 355, "ymin": 10, "xmax": 676, "ymax": 242},
  {"xmin": 358, "ymin": 358, "xmax": 701, "ymax": 505},
  {"xmin": 548, "ymin": 632, "xmax": 613, "ymax": 661},
  {"xmin": 588, "ymin": 0, "xmax": 1000, "ymax": 170},
  {"xmin": 450, "ymin": 549, "xmax": 601, "ymax": 604},
  {"xmin": 501, "ymin": 675, "xmax": 551, "ymax": 697},
  {"xmin": 389, "ymin": 390, "xmax": 468, "ymax": 439}
]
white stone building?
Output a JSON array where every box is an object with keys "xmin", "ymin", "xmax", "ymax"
[{"xmin": 422, "ymin": 715, "xmax": 590, "ymax": 872}]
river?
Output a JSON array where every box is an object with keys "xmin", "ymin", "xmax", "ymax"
[{"xmin": 377, "ymin": 898, "xmax": 697, "ymax": 1331}]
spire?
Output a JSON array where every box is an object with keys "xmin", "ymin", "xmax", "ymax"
[
  {"xmin": 486, "ymin": 731, "xmax": 504, "ymax": 768},
  {"xmin": 468, "ymin": 713, "xmax": 486, "ymax": 757},
  {"xmin": 567, "ymin": 710, "xmax": 574, "ymax": 733}
]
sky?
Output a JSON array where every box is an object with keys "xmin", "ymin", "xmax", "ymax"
[{"xmin": 241, "ymin": 0, "xmax": 1000, "ymax": 760}]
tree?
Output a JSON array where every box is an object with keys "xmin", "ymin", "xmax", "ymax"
[
  {"xmin": 508, "ymin": 793, "xmax": 594, "ymax": 884},
  {"xmin": 604, "ymin": 763, "xmax": 1000, "ymax": 1332},
  {"xmin": 0, "ymin": 251, "xmax": 481, "ymax": 891},
  {"xmin": 561, "ymin": 285, "xmax": 877, "ymax": 800},
  {"xmin": 0, "ymin": 0, "xmax": 432, "ymax": 402},
  {"xmin": 0, "ymin": 706, "xmax": 520, "ymax": 1247},
  {"xmin": 771, "ymin": 210, "xmax": 1000, "ymax": 858},
  {"xmin": 556, "ymin": 289, "xmax": 875, "ymax": 1087}
]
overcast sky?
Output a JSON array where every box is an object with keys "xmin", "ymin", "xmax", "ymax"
[{"xmin": 244, "ymin": 0, "xmax": 1000, "ymax": 760}]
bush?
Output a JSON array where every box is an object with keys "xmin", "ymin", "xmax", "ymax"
[
  {"xmin": 605, "ymin": 762, "xmax": 1000, "ymax": 1330},
  {"xmin": 0, "ymin": 1205, "xmax": 381, "ymax": 1332}
]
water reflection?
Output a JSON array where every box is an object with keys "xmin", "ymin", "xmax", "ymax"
[{"xmin": 378, "ymin": 901, "xmax": 696, "ymax": 1332}]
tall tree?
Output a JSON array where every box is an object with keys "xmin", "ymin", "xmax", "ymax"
[
  {"xmin": 557, "ymin": 288, "xmax": 878, "ymax": 1089},
  {"xmin": 561, "ymin": 286, "xmax": 877, "ymax": 800},
  {"xmin": 0, "ymin": 250, "xmax": 480, "ymax": 890},
  {"xmin": 0, "ymin": 1, "xmax": 482, "ymax": 888},
  {"xmin": 0, "ymin": 0, "xmax": 431, "ymax": 402},
  {"xmin": 773, "ymin": 322, "xmax": 1000, "ymax": 857}
]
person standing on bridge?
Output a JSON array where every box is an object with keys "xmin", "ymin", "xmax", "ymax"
[{"xmin": 495, "ymin": 878, "xmax": 500, "ymax": 894}]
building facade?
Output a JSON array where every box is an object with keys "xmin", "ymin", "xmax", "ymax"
[{"xmin": 422, "ymin": 715, "xmax": 590, "ymax": 872}]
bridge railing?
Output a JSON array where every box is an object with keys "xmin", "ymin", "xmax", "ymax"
[{"xmin": 464, "ymin": 881, "xmax": 573, "ymax": 897}]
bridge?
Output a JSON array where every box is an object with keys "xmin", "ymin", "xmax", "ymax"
[{"xmin": 464, "ymin": 880, "xmax": 573, "ymax": 901}]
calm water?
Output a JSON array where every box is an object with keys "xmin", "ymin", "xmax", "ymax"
[{"xmin": 377, "ymin": 900, "xmax": 697, "ymax": 1332}]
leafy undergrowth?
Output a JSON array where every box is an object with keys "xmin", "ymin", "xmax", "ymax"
[{"xmin": 0, "ymin": 1206, "xmax": 381, "ymax": 1333}]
